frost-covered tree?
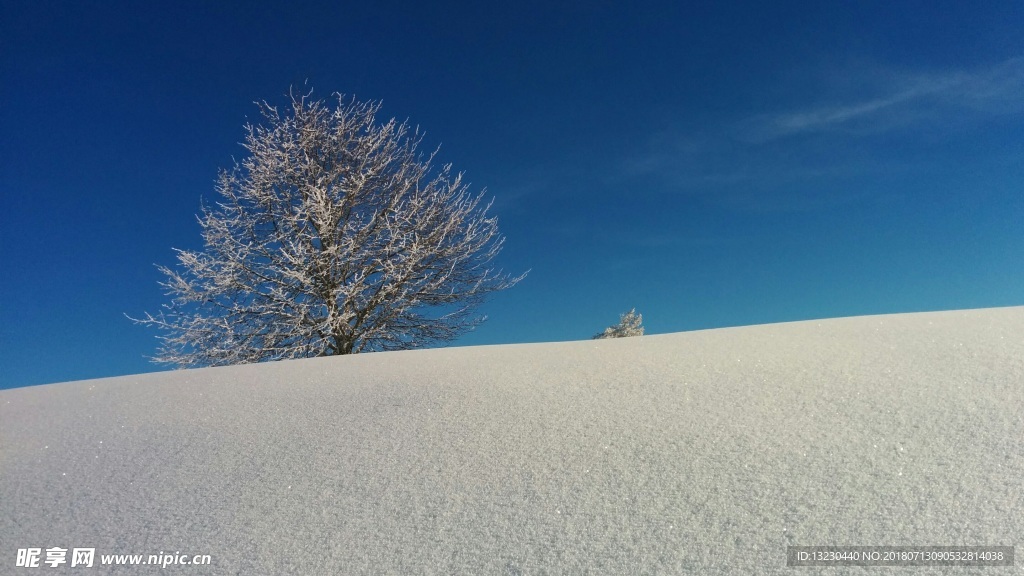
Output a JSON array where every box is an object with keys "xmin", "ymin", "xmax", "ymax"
[
  {"xmin": 593, "ymin": 309, "xmax": 644, "ymax": 339},
  {"xmin": 131, "ymin": 90, "xmax": 525, "ymax": 367}
]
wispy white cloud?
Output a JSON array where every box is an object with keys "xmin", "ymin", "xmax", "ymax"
[
  {"xmin": 620, "ymin": 57, "xmax": 1024, "ymax": 213},
  {"xmin": 739, "ymin": 57, "xmax": 1024, "ymax": 141}
]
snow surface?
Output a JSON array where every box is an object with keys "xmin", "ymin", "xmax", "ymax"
[{"xmin": 2, "ymin": 307, "xmax": 1022, "ymax": 574}]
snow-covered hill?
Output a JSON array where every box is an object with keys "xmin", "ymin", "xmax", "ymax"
[{"xmin": 2, "ymin": 307, "xmax": 1021, "ymax": 574}]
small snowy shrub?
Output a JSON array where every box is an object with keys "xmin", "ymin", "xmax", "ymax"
[{"xmin": 593, "ymin": 308, "xmax": 644, "ymax": 339}]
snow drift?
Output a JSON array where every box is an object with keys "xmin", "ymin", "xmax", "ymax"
[{"xmin": 2, "ymin": 307, "xmax": 1021, "ymax": 574}]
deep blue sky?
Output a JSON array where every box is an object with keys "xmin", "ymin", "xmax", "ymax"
[{"xmin": 2, "ymin": 1, "xmax": 1022, "ymax": 388}]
